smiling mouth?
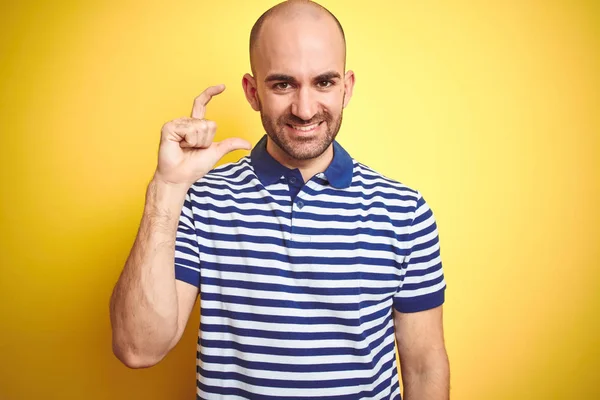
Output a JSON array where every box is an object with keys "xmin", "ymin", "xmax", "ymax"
[{"xmin": 286, "ymin": 121, "xmax": 324, "ymax": 132}]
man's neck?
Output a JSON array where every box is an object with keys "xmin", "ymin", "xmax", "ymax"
[{"xmin": 266, "ymin": 138, "xmax": 334, "ymax": 183}]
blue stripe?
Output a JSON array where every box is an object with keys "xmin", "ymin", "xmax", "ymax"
[
  {"xmin": 201, "ymin": 301, "xmax": 391, "ymax": 327},
  {"xmin": 200, "ymin": 230, "xmax": 408, "ymax": 253},
  {"xmin": 200, "ymin": 292, "xmax": 390, "ymax": 313},
  {"xmin": 402, "ymin": 272, "xmax": 445, "ymax": 291},
  {"xmin": 412, "ymin": 235, "xmax": 439, "ymax": 253},
  {"xmin": 409, "ymin": 248, "xmax": 441, "ymax": 265},
  {"xmin": 197, "ymin": 376, "xmax": 396, "ymax": 400},
  {"xmin": 404, "ymin": 261, "xmax": 442, "ymax": 278},
  {"xmin": 199, "ymin": 338, "xmax": 375, "ymax": 358},
  {"xmin": 196, "ymin": 341, "xmax": 396, "ymax": 380},
  {"xmin": 200, "ymin": 312, "xmax": 393, "ymax": 343},
  {"xmin": 191, "ymin": 191, "xmax": 291, "ymax": 207},
  {"xmin": 175, "ymin": 264, "xmax": 200, "ymax": 287},
  {"xmin": 202, "ymin": 162, "xmax": 254, "ymax": 181},
  {"xmin": 174, "ymin": 255, "xmax": 199, "ymax": 269},
  {"xmin": 198, "ymin": 342, "xmax": 395, "ymax": 374},
  {"xmin": 190, "ymin": 201, "xmax": 415, "ymax": 228},
  {"xmin": 174, "ymin": 239, "xmax": 198, "ymax": 255},
  {"xmin": 194, "ymin": 214, "xmax": 406, "ymax": 239},
  {"xmin": 301, "ymin": 183, "xmax": 419, "ymax": 202},
  {"xmin": 201, "ymin": 276, "xmax": 395, "ymax": 297},
  {"xmin": 198, "ymin": 246, "xmax": 399, "ymax": 267},
  {"xmin": 197, "ymin": 354, "xmax": 395, "ymax": 390},
  {"xmin": 394, "ymin": 288, "xmax": 445, "ymax": 313},
  {"xmin": 200, "ymin": 261, "xmax": 399, "ymax": 282}
]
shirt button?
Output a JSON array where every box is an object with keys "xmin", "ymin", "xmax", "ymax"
[
  {"xmin": 296, "ymin": 200, "xmax": 304, "ymax": 209},
  {"xmin": 289, "ymin": 177, "xmax": 297, "ymax": 184}
]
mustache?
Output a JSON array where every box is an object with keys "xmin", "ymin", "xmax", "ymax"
[{"xmin": 280, "ymin": 113, "xmax": 331, "ymax": 126}]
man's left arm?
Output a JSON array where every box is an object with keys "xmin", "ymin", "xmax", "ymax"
[{"xmin": 394, "ymin": 305, "xmax": 450, "ymax": 400}]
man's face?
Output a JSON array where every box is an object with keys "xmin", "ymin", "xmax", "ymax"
[{"xmin": 245, "ymin": 16, "xmax": 354, "ymax": 161}]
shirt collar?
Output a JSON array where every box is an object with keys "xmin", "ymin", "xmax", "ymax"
[{"xmin": 250, "ymin": 134, "xmax": 353, "ymax": 189}]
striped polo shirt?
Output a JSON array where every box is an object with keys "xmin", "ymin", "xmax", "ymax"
[{"xmin": 174, "ymin": 134, "xmax": 447, "ymax": 400}]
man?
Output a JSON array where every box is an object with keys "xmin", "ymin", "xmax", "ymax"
[{"xmin": 109, "ymin": 1, "xmax": 449, "ymax": 399}]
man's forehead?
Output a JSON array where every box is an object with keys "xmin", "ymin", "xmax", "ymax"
[
  {"xmin": 260, "ymin": 50, "xmax": 342, "ymax": 77},
  {"xmin": 254, "ymin": 20, "xmax": 344, "ymax": 78}
]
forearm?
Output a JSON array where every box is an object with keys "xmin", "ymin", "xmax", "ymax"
[
  {"xmin": 402, "ymin": 351, "xmax": 450, "ymax": 400},
  {"xmin": 110, "ymin": 177, "xmax": 189, "ymax": 366}
]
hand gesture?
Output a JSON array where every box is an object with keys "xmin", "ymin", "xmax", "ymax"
[{"xmin": 154, "ymin": 84, "xmax": 252, "ymax": 187}]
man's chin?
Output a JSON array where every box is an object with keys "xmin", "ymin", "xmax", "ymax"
[
  {"xmin": 267, "ymin": 126, "xmax": 337, "ymax": 160},
  {"xmin": 284, "ymin": 141, "xmax": 333, "ymax": 161}
]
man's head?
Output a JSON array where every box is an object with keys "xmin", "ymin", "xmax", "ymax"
[{"xmin": 242, "ymin": 0, "xmax": 355, "ymax": 162}]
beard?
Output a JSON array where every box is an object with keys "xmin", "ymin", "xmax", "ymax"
[{"xmin": 258, "ymin": 96, "xmax": 344, "ymax": 161}]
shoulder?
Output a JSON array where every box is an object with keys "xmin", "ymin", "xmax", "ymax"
[
  {"xmin": 185, "ymin": 156, "xmax": 257, "ymax": 205},
  {"xmin": 351, "ymin": 160, "xmax": 424, "ymax": 211},
  {"xmin": 191, "ymin": 156, "xmax": 254, "ymax": 188}
]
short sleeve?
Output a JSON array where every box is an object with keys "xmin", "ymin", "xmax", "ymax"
[
  {"xmin": 393, "ymin": 192, "xmax": 446, "ymax": 313},
  {"xmin": 174, "ymin": 189, "xmax": 201, "ymax": 287}
]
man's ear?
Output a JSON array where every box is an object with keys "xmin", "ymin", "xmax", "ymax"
[
  {"xmin": 242, "ymin": 73, "xmax": 260, "ymax": 112},
  {"xmin": 342, "ymin": 70, "xmax": 355, "ymax": 109}
]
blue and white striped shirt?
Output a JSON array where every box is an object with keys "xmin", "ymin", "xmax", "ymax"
[{"xmin": 174, "ymin": 134, "xmax": 446, "ymax": 399}]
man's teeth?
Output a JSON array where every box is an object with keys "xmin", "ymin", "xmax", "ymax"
[{"xmin": 291, "ymin": 123, "xmax": 319, "ymax": 131}]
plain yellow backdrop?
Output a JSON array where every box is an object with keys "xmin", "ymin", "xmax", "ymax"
[{"xmin": 1, "ymin": 0, "xmax": 599, "ymax": 399}]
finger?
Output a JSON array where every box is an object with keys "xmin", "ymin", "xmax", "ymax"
[
  {"xmin": 178, "ymin": 120, "xmax": 208, "ymax": 149},
  {"xmin": 178, "ymin": 124, "xmax": 202, "ymax": 148},
  {"xmin": 191, "ymin": 84, "xmax": 226, "ymax": 119},
  {"xmin": 179, "ymin": 130, "xmax": 197, "ymax": 148},
  {"xmin": 213, "ymin": 137, "xmax": 252, "ymax": 159},
  {"xmin": 171, "ymin": 124, "xmax": 197, "ymax": 148},
  {"xmin": 202, "ymin": 120, "xmax": 217, "ymax": 148}
]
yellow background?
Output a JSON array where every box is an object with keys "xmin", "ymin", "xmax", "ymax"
[{"xmin": 1, "ymin": 0, "xmax": 598, "ymax": 398}]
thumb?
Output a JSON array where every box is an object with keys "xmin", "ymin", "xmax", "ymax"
[{"xmin": 213, "ymin": 138, "xmax": 253, "ymax": 159}]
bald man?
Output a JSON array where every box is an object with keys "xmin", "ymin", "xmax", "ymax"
[{"xmin": 110, "ymin": 1, "xmax": 449, "ymax": 399}]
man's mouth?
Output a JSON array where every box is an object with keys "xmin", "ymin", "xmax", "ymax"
[{"xmin": 286, "ymin": 121, "xmax": 323, "ymax": 132}]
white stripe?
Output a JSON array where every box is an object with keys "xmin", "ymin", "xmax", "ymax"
[
  {"xmin": 198, "ymin": 253, "xmax": 402, "ymax": 274},
  {"xmin": 200, "ymin": 283, "xmax": 396, "ymax": 306},
  {"xmin": 200, "ymin": 299, "xmax": 392, "ymax": 321},
  {"xmin": 197, "ymin": 237, "xmax": 409, "ymax": 260},
  {"xmin": 197, "ymin": 355, "xmax": 397, "ymax": 398},
  {"xmin": 201, "ymin": 269, "xmax": 397, "ymax": 291},
  {"xmin": 397, "ymin": 279, "xmax": 447, "ymax": 298},
  {"xmin": 193, "ymin": 221, "xmax": 403, "ymax": 245},
  {"xmin": 199, "ymin": 348, "xmax": 396, "ymax": 382},
  {"xmin": 403, "ymin": 254, "xmax": 443, "ymax": 273},
  {"xmin": 199, "ymin": 324, "xmax": 394, "ymax": 366}
]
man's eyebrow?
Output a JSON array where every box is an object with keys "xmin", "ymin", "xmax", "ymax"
[
  {"xmin": 264, "ymin": 72, "xmax": 342, "ymax": 84},
  {"xmin": 314, "ymin": 71, "xmax": 342, "ymax": 81},
  {"xmin": 265, "ymin": 74, "xmax": 297, "ymax": 83}
]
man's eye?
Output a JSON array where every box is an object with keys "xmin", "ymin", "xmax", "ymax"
[
  {"xmin": 318, "ymin": 80, "xmax": 333, "ymax": 88},
  {"xmin": 274, "ymin": 82, "xmax": 291, "ymax": 90}
]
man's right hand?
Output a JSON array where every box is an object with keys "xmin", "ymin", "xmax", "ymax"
[{"xmin": 154, "ymin": 84, "xmax": 252, "ymax": 187}]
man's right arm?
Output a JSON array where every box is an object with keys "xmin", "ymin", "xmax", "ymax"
[
  {"xmin": 108, "ymin": 84, "xmax": 252, "ymax": 368},
  {"xmin": 109, "ymin": 178, "xmax": 198, "ymax": 368}
]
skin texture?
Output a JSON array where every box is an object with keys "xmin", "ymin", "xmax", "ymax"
[
  {"xmin": 395, "ymin": 306, "xmax": 450, "ymax": 399},
  {"xmin": 111, "ymin": 2, "xmax": 449, "ymax": 398}
]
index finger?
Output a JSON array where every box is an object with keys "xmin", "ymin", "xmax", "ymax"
[{"xmin": 191, "ymin": 84, "xmax": 226, "ymax": 119}]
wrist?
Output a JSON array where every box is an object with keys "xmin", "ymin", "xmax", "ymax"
[
  {"xmin": 151, "ymin": 172, "xmax": 192, "ymax": 192},
  {"xmin": 146, "ymin": 175, "xmax": 189, "ymax": 213}
]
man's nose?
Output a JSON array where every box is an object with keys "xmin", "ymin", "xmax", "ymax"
[{"xmin": 291, "ymin": 87, "xmax": 318, "ymax": 122}]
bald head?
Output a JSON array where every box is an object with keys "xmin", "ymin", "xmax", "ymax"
[{"xmin": 249, "ymin": 0, "xmax": 346, "ymax": 75}]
